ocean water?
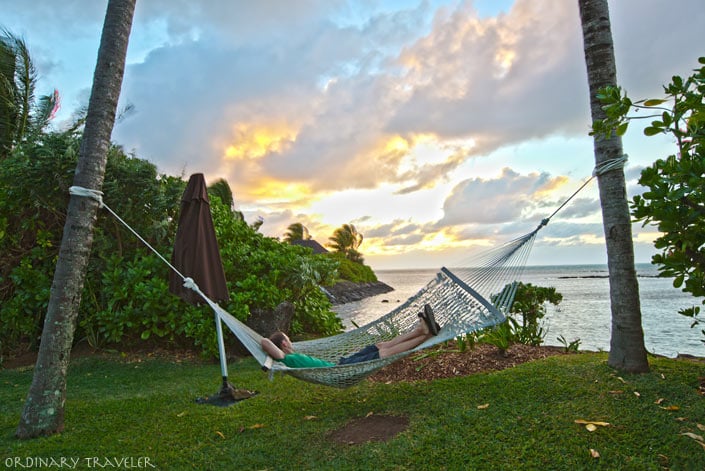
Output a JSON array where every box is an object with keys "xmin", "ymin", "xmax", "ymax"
[{"xmin": 332, "ymin": 264, "xmax": 704, "ymax": 358}]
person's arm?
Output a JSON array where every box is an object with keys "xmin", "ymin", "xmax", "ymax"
[{"xmin": 260, "ymin": 338, "xmax": 285, "ymax": 360}]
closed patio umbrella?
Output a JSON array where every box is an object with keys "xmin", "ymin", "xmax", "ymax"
[
  {"xmin": 170, "ymin": 173, "xmax": 255, "ymax": 406},
  {"xmin": 169, "ymin": 173, "xmax": 228, "ymax": 304}
]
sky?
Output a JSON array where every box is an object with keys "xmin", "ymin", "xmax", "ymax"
[{"xmin": 2, "ymin": 0, "xmax": 704, "ymax": 270}]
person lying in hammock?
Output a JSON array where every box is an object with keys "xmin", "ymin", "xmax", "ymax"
[{"xmin": 260, "ymin": 304, "xmax": 441, "ymax": 368}]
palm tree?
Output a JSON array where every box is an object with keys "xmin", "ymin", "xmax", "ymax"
[
  {"xmin": 16, "ymin": 0, "xmax": 137, "ymax": 439},
  {"xmin": 328, "ymin": 223, "xmax": 364, "ymax": 262},
  {"xmin": 0, "ymin": 30, "xmax": 59, "ymax": 159},
  {"xmin": 284, "ymin": 222, "xmax": 311, "ymax": 243},
  {"xmin": 208, "ymin": 178, "xmax": 234, "ymax": 210},
  {"xmin": 578, "ymin": 0, "xmax": 648, "ymax": 373},
  {"xmin": 208, "ymin": 177, "xmax": 244, "ymax": 220}
]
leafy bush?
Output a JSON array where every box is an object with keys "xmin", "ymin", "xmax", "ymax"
[
  {"xmin": 481, "ymin": 322, "xmax": 515, "ymax": 355},
  {"xmin": 85, "ymin": 254, "xmax": 185, "ymax": 345},
  {"xmin": 0, "ymin": 254, "xmax": 52, "ymax": 352},
  {"xmin": 211, "ymin": 197, "xmax": 343, "ymax": 338},
  {"xmin": 324, "ymin": 252, "xmax": 377, "ymax": 283},
  {"xmin": 490, "ymin": 282, "xmax": 562, "ymax": 346},
  {"xmin": 0, "ymin": 129, "xmax": 344, "ymax": 357},
  {"xmin": 557, "ymin": 334, "xmax": 581, "ymax": 353}
]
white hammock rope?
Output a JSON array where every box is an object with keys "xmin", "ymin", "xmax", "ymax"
[
  {"xmin": 69, "ymin": 186, "xmax": 188, "ymax": 281},
  {"xmin": 69, "ymin": 164, "xmax": 597, "ymax": 387},
  {"xmin": 593, "ymin": 154, "xmax": 628, "ymax": 176}
]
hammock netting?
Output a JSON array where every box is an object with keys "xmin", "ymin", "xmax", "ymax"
[{"xmin": 216, "ymin": 226, "xmax": 541, "ymax": 388}]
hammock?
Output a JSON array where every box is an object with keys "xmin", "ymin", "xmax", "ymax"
[
  {"xmin": 68, "ymin": 156, "xmax": 625, "ymax": 389},
  {"xmin": 218, "ymin": 226, "xmax": 540, "ymax": 388}
]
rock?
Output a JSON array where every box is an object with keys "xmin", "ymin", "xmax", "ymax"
[
  {"xmin": 323, "ymin": 280, "xmax": 394, "ymax": 305},
  {"xmin": 230, "ymin": 301, "xmax": 295, "ymax": 358},
  {"xmin": 246, "ymin": 301, "xmax": 295, "ymax": 338}
]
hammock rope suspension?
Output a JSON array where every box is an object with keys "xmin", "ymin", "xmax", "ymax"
[
  {"xmin": 69, "ymin": 166, "xmax": 600, "ymax": 388},
  {"xmin": 69, "ymin": 186, "xmax": 188, "ymax": 282}
]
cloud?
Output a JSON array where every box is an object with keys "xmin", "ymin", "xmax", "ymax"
[
  {"xmin": 438, "ymin": 167, "xmax": 561, "ymax": 225},
  {"xmin": 4, "ymin": 0, "xmax": 704, "ymax": 269},
  {"xmin": 108, "ymin": 0, "xmax": 704, "ymax": 212},
  {"xmin": 110, "ymin": 0, "xmax": 584, "ymax": 202},
  {"xmin": 388, "ymin": 0, "xmax": 587, "ymax": 145},
  {"xmin": 610, "ymin": 0, "xmax": 705, "ymax": 97},
  {"xmin": 552, "ymin": 197, "xmax": 600, "ymax": 220},
  {"xmin": 0, "ymin": 0, "xmax": 106, "ymax": 35}
]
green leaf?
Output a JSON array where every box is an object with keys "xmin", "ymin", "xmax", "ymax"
[
  {"xmin": 616, "ymin": 122, "xmax": 629, "ymax": 136},
  {"xmin": 643, "ymin": 99, "xmax": 667, "ymax": 107},
  {"xmin": 644, "ymin": 126, "xmax": 662, "ymax": 136}
]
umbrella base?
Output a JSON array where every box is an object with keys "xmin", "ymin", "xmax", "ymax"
[{"xmin": 196, "ymin": 379, "xmax": 257, "ymax": 407}]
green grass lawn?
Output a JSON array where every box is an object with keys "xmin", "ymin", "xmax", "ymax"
[{"xmin": 2, "ymin": 352, "xmax": 705, "ymax": 470}]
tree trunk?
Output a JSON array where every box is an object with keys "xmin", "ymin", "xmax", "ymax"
[
  {"xmin": 16, "ymin": 0, "xmax": 136, "ymax": 439},
  {"xmin": 578, "ymin": 0, "xmax": 649, "ymax": 373}
]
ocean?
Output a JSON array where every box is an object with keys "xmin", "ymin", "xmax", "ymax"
[{"xmin": 332, "ymin": 264, "xmax": 704, "ymax": 358}]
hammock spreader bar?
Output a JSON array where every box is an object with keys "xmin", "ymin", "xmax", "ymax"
[{"xmin": 440, "ymin": 267, "xmax": 502, "ymax": 319}]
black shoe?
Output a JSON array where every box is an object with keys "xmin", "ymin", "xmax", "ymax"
[{"xmin": 421, "ymin": 304, "xmax": 440, "ymax": 335}]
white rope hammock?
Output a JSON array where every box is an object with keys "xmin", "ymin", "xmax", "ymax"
[{"xmin": 68, "ymin": 156, "xmax": 625, "ymax": 388}]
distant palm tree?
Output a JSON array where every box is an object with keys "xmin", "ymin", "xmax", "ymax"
[
  {"xmin": 284, "ymin": 222, "xmax": 311, "ymax": 243},
  {"xmin": 328, "ymin": 224, "xmax": 364, "ymax": 262},
  {"xmin": 207, "ymin": 177, "xmax": 245, "ymax": 221},
  {"xmin": 208, "ymin": 178, "xmax": 234, "ymax": 209},
  {"xmin": 0, "ymin": 29, "xmax": 59, "ymax": 158}
]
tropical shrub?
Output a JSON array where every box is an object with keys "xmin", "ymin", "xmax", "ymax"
[
  {"xmin": 0, "ymin": 129, "xmax": 343, "ymax": 357},
  {"xmin": 209, "ymin": 196, "xmax": 343, "ymax": 337},
  {"xmin": 489, "ymin": 282, "xmax": 563, "ymax": 346},
  {"xmin": 324, "ymin": 251, "xmax": 378, "ymax": 283}
]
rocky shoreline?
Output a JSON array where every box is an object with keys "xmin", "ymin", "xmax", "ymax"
[{"xmin": 323, "ymin": 280, "xmax": 394, "ymax": 305}]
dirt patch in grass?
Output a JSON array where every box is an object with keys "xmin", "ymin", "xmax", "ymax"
[{"xmin": 329, "ymin": 414, "xmax": 410, "ymax": 445}]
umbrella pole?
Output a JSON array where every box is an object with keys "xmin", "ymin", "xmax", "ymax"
[
  {"xmin": 194, "ymin": 311, "xmax": 257, "ymax": 406},
  {"xmin": 215, "ymin": 311, "xmax": 229, "ymax": 381}
]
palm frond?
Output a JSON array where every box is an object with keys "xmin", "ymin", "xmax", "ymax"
[
  {"xmin": 0, "ymin": 31, "xmax": 18, "ymax": 156},
  {"xmin": 0, "ymin": 29, "xmax": 37, "ymax": 149},
  {"xmin": 8, "ymin": 31, "xmax": 36, "ymax": 143}
]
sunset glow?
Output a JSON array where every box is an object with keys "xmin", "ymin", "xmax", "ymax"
[
  {"xmin": 224, "ymin": 124, "xmax": 297, "ymax": 160},
  {"xmin": 10, "ymin": 0, "xmax": 699, "ymax": 269}
]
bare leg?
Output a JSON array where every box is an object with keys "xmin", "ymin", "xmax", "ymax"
[
  {"xmin": 375, "ymin": 322, "xmax": 432, "ymax": 358},
  {"xmin": 377, "ymin": 332, "xmax": 432, "ymax": 358},
  {"xmin": 376, "ymin": 322, "xmax": 428, "ymax": 349}
]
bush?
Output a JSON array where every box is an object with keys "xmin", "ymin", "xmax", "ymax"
[
  {"xmin": 324, "ymin": 252, "xmax": 378, "ymax": 283},
  {"xmin": 485, "ymin": 282, "xmax": 563, "ymax": 348},
  {"xmin": 211, "ymin": 197, "xmax": 343, "ymax": 337},
  {"xmin": 0, "ymin": 130, "xmax": 344, "ymax": 357}
]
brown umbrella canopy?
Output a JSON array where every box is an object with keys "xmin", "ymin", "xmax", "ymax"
[{"xmin": 169, "ymin": 173, "xmax": 229, "ymax": 304}]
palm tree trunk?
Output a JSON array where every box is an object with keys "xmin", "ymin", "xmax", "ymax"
[
  {"xmin": 578, "ymin": 0, "xmax": 648, "ymax": 373},
  {"xmin": 16, "ymin": 0, "xmax": 136, "ymax": 439}
]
